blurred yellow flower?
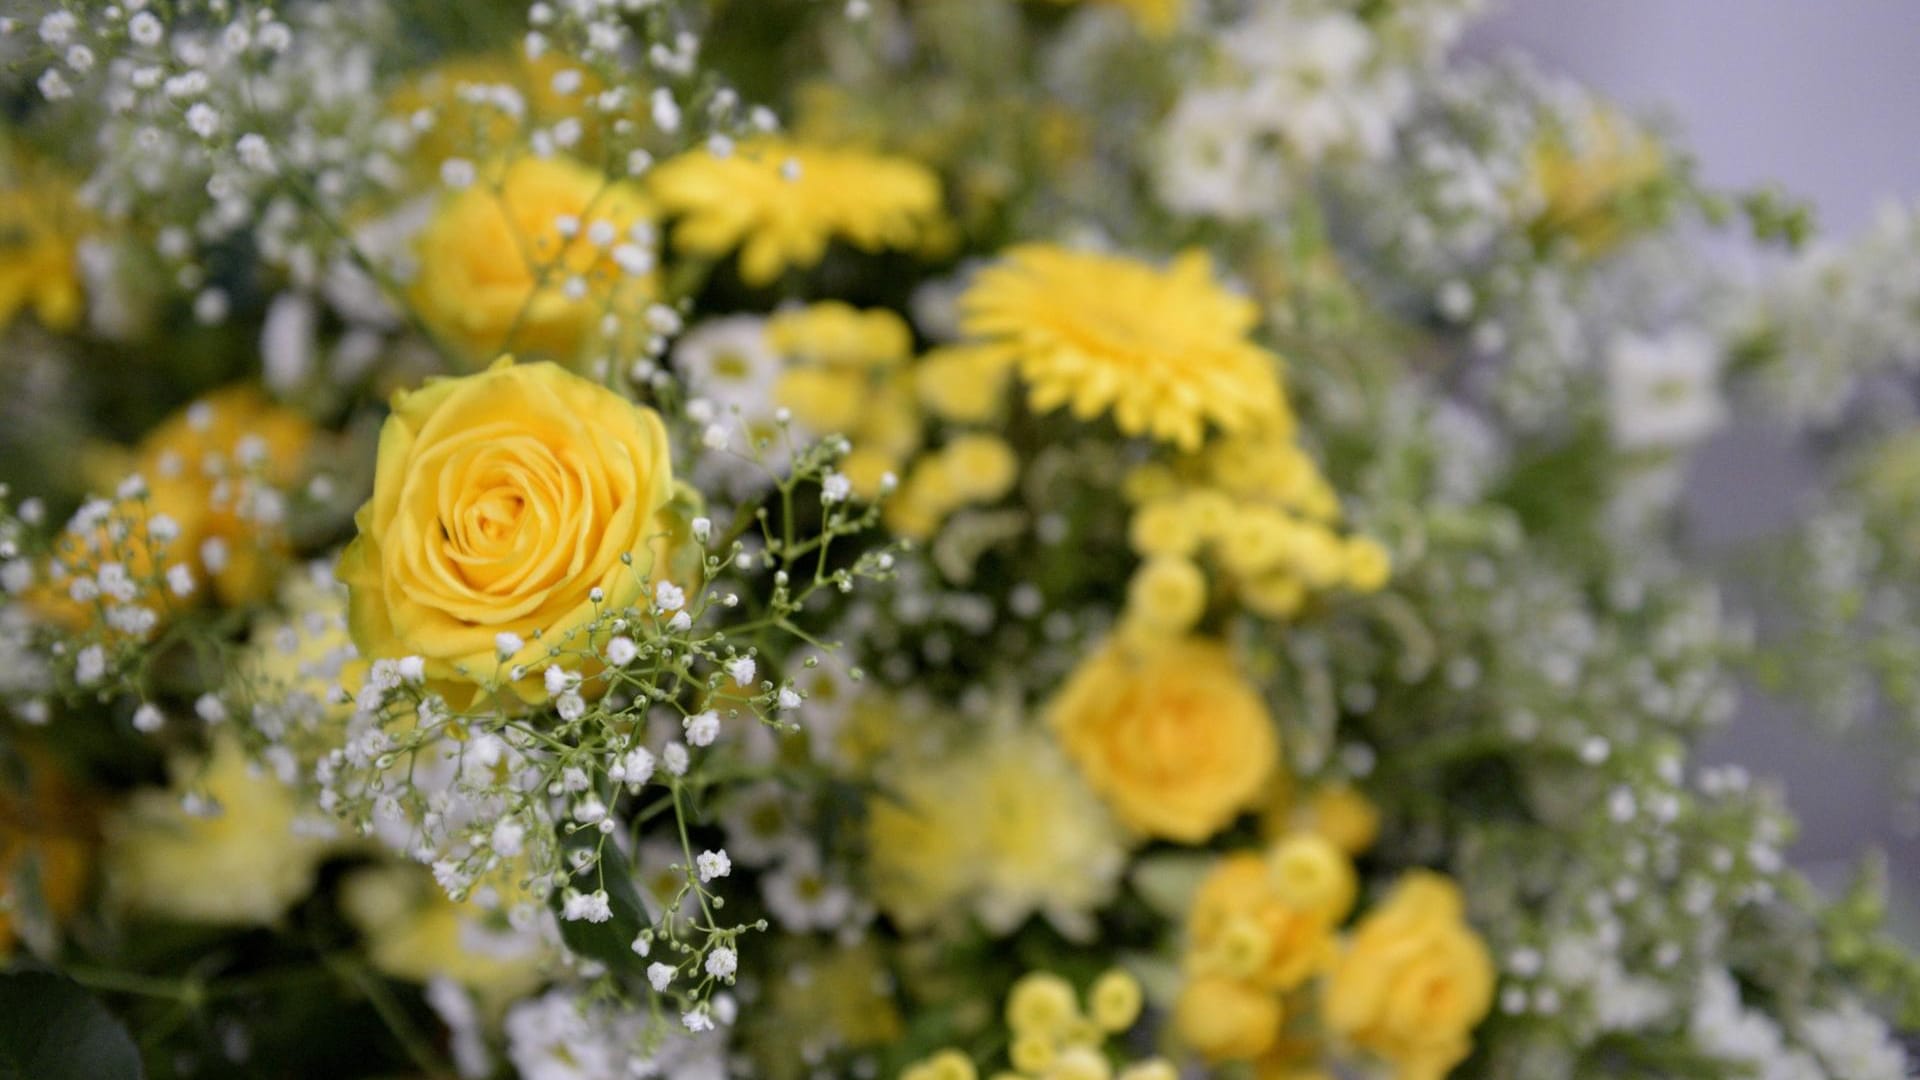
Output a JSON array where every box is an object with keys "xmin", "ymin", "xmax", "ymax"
[
  {"xmin": 915, "ymin": 344, "xmax": 1016, "ymax": 424},
  {"xmin": 867, "ymin": 726, "xmax": 1126, "ymax": 938},
  {"xmin": 0, "ymin": 747, "xmax": 94, "ymax": 957},
  {"xmin": 411, "ymin": 155, "xmax": 656, "ymax": 364},
  {"xmin": 0, "ymin": 159, "xmax": 87, "ymax": 333},
  {"xmin": 960, "ymin": 246, "xmax": 1288, "ymax": 451},
  {"xmin": 885, "ymin": 434, "xmax": 1019, "ymax": 540},
  {"xmin": 1046, "ymin": 636, "xmax": 1277, "ymax": 843},
  {"xmin": 1187, "ymin": 851, "xmax": 1346, "ymax": 994},
  {"xmin": 1174, "ymin": 974, "xmax": 1284, "ymax": 1062},
  {"xmin": 1323, "ymin": 872, "xmax": 1495, "ymax": 1080},
  {"xmin": 650, "ymin": 139, "xmax": 946, "ymax": 286},
  {"xmin": 340, "ymin": 863, "xmax": 552, "ymax": 1012},
  {"xmin": 1527, "ymin": 107, "xmax": 1666, "ymax": 257},
  {"xmin": 338, "ymin": 358, "xmax": 695, "ymax": 707},
  {"xmin": 105, "ymin": 735, "xmax": 333, "ymax": 925}
]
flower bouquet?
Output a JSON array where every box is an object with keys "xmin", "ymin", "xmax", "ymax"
[{"xmin": 1, "ymin": 2, "xmax": 1918, "ymax": 1078}]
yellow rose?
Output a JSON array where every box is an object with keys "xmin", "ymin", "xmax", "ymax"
[
  {"xmin": 1323, "ymin": 872, "xmax": 1495, "ymax": 1079},
  {"xmin": 1046, "ymin": 636, "xmax": 1277, "ymax": 842},
  {"xmin": 1187, "ymin": 853, "xmax": 1339, "ymax": 993},
  {"xmin": 1173, "ymin": 974, "xmax": 1282, "ymax": 1062},
  {"xmin": 338, "ymin": 358, "xmax": 693, "ymax": 706},
  {"xmin": 411, "ymin": 155, "xmax": 656, "ymax": 365}
]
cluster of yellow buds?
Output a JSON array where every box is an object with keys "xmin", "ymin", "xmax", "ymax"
[
  {"xmin": 1123, "ymin": 427, "xmax": 1389, "ymax": 635},
  {"xmin": 900, "ymin": 969, "xmax": 1173, "ymax": 1080}
]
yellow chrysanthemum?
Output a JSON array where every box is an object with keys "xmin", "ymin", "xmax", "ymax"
[
  {"xmin": 104, "ymin": 735, "xmax": 334, "ymax": 926},
  {"xmin": 650, "ymin": 138, "xmax": 946, "ymax": 286},
  {"xmin": 0, "ymin": 159, "xmax": 87, "ymax": 333},
  {"xmin": 959, "ymin": 246, "xmax": 1288, "ymax": 450},
  {"xmin": 867, "ymin": 726, "xmax": 1126, "ymax": 939},
  {"xmin": 340, "ymin": 863, "xmax": 552, "ymax": 1012}
]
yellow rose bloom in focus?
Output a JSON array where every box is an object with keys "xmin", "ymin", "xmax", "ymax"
[
  {"xmin": 1046, "ymin": 636, "xmax": 1277, "ymax": 843},
  {"xmin": 1323, "ymin": 872, "xmax": 1496, "ymax": 1080},
  {"xmin": 104, "ymin": 736, "xmax": 334, "ymax": 926},
  {"xmin": 650, "ymin": 139, "xmax": 946, "ymax": 286},
  {"xmin": 338, "ymin": 358, "xmax": 693, "ymax": 707},
  {"xmin": 411, "ymin": 155, "xmax": 656, "ymax": 364}
]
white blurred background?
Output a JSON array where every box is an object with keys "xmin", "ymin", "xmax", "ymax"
[{"xmin": 1468, "ymin": 1, "xmax": 1920, "ymax": 920}]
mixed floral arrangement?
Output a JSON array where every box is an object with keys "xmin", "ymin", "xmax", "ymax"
[{"xmin": 1, "ymin": 1, "xmax": 1917, "ymax": 1078}]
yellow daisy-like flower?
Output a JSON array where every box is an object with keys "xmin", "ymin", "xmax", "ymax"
[
  {"xmin": 959, "ymin": 246, "xmax": 1288, "ymax": 450},
  {"xmin": 649, "ymin": 138, "xmax": 946, "ymax": 286}
]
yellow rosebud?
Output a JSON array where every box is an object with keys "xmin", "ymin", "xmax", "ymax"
[
  {"xmin": 1124, "ymin": 556, "xmax": 1207, "ymax": 635},
  {"xmin": 1007, "ymin": 971, "xmax": 1079, "ymax": 1037},
  {"xmin": 1323, "ymin": 872, "xmax": 1495, "ymax": 1078},
  {"xmin": 1299, "ymin": 784, "xmax": 1381, "ymax": 856},
  {"xmin": 1343, "ymin": 536, "xmax": 1392, "ymax": 592},
  {"xmin": 1088, "ymin": 969, "xmax": 1143, "ymax": 1033},
  {"xmin": 1173, "ymin": 975, "xmax": 1282, "ymax": 1062},
  {"xmin": 1267, "ymin": 833, "xmax": 1356, "ymax": 922},
  {"xmin": 1047, "ymin": 637, "xmax": 1277, "ymax": 843}
]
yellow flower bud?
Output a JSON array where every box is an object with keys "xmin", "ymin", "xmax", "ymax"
[
  {"xmin": 1267, "ymin": 833, "xmax": 1356, "ymax": 922},
  {"xmin": 1125, "ymin": 557, "xmax": 1207, "ymax": 634},
  {"xmin": 923, "ymin": 1048, "xmax": 978, "ymax": 1080},
  {"xmin": 1129, "ymin": 498, "xmax": 1202, "ymax": 557},
  {"xmin": 1047, "ymin": 1047, "xmax": 1112, "ymax": 1080},
  {"xmin": 1088, "ymin": 969, "xmax": 1144, "ymax": 1033},
  {"xmin": 1343, "ymin": 536, "xmax": 1392, "ymax": 592},
  {"xmin": 1007, "ymin": 971, "xmax": 1079, "ymax": 1037},
  {"xmin": 1009, "ymin": 1032, "xmax": 1058, "ymax": 1074}
]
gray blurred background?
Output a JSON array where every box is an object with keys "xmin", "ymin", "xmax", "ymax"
[{"xmin": 1468, "ymin": 1, "xmax": 1920, "ymax": 921}]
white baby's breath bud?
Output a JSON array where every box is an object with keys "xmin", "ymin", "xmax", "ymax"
[
  {"xmin": 647, "ymin": 962, "xmax": 675, "ymax": 991},
  {"xmin": 650, "ymin": 87, "xmax": 681, "ymax": 133},
  {"xmin": 662, "ymin": 742, "xmax": 689, "ymax": 776},
  {"xmin": 705, "ymin": 946, "xmax": 737, "ymax": 979},
  {"xmin": 691, "ymin": 517, "xmax": 712, "ymax": 544},
  {"xmin": 562, "ymin": 889, "xmax": 613, "ymax": 923},
  {"xmin": 257, "ymin": 22, "xmax": 291, "ymax": 52},
  {"xmin": 573, "ymin": 796, "xmax": 607, "ymax": 825},
  {"xmin": 131, "ymin": 703, "xmax": 165, "ymax": 733},
  {"xmin": 38, "ymin": 69, "xmax": 73, "ymax": 102},
  {"xmin": 606, "ymin": 635, "xmax": 637, "ymax": 666},
  {"xmin": 667, "ymin": 610, "xmax": 692, "ymax": 632},
  {"xmin": 654, "ymin": 580, "xmax": 686, "ymax": 612},
  {"xmin": 397, "ymin": 656, "xmax": 426, "ymax": 684},
  {"xmin": 237, "ymin": 133, "xmax": 273, "ymax": 172},
  {"xmin": 65, "ymin": 44, "xmax": 94, "ymax": 74},
  {"xmin": 682, "ymin": 1009, "xmax": 713, "ymax": 1033},
  {"xmin": 38, "ymin": 12, "xmax": 76, "ymax": 45},
  {"xmin": 128, "ymin": 12, "xmax": 163, "ymax": 46},
  {"xmin": 725, "ymin": 656, "xmax": 756, "ymax": 687},
  {"xmin": 185, "ymin": 102, "xmax": 221, "ymax": 139},
  {"xmin": 491, "ymin": 818, "xmax": 526, "ymax": 857},
  {"xmin": 695, "ymin": 849, "xmax": 731, "ymax": 882},
  {"xmin": 543, "ymin": 665, "xmax": 576, "ymax": 697},
  {"xmin": 631, "ymin": 933, "xmax": 651, "ymax": 957},
  {"xmin": 440, "ymin": 157, "xmax": 476, "ymax": 189},
  {"xmin": 75, "ymin": 645, "xmax": 107, "ymax": 686},
  {"xmin": 684, "ymin": 710, "xmax": 720, "ymax": 747},
  {"xmin": 556, "ymin": 691, "xmax": 586, "ymax": 721},
  {"xmin": 821, "ymin": 472, "xmax": 852, "ymax": 505},
  {"xmin": 166, "ymin": 563, "xmax": 196, "ymax": 597},
  {"xmin": 620, "ymin": 746, "xmax": 656, "ymax": 787},
  {"xmin": 626, "ymin": 148, "xmax": 654, "ymax": 177},
  {"xmin": 195, "ymin": 693, "xmax": 228, "ymax": 724},
  {"xmin": 701, "ymin": 423, "xmax": 729, "ymax": 451},
  {"xmin": 776, "ymin": 687, "xmax": 803, "ymax": 711},
  {"xmin": 495, "ymin": 631, "xmax": 524, "ymax": 659}
]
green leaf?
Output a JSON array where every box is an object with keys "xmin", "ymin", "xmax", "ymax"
[
  {"xmin": 0, "ymin": 971, "xmax": 142, "ymax": 1080},
  {"xmin": 548, "ymin": 829, "xmax": 650, "ymax": 976}
]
